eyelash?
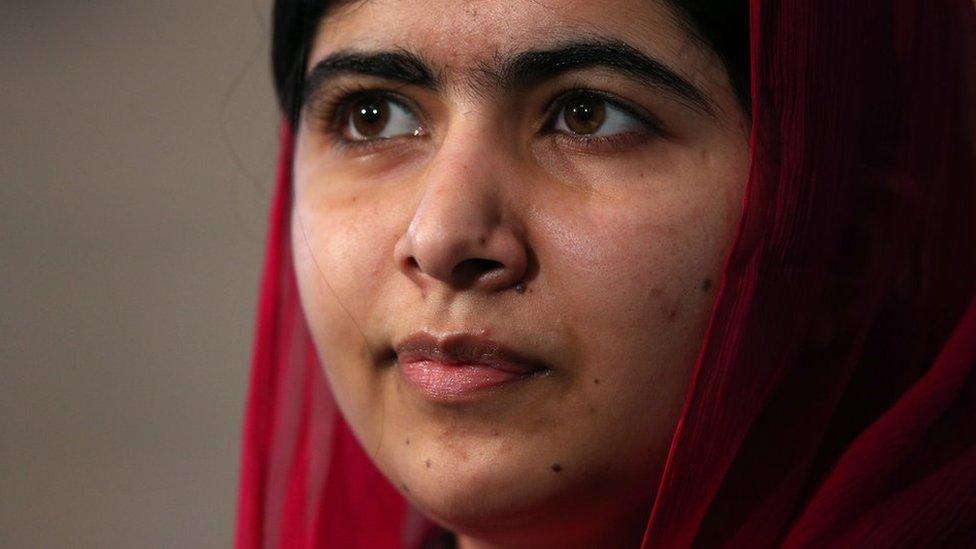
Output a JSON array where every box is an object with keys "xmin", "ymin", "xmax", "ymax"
[
  {"xmin": 542, "ymin": 87, "xmax": 666, "ymax": 152},
  {"xmin": 307, "ymin": 84, "xmax": 665, "ymax": 154},
  {"xmin": 307, "ymin": 83, "xmax": 416, "ymax": 154}
]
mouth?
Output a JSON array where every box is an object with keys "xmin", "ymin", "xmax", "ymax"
[{"xmin": 394, "ymin": 331, "xmax": 551, "ymax": 403}]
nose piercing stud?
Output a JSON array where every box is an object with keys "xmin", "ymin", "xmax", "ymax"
[{"xmin": 514, "ymin": 282, "xmax": 526, "ymax": 294}]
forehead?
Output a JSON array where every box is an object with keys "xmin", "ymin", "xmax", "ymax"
[{"xmin": 309, "ymin": 0, "xmax": 717, "ymax": 85}]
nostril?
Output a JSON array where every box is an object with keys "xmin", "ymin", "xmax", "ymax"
[{"xmin": 451, "ymin": 258, "xmax": 505, "ymax": 285}]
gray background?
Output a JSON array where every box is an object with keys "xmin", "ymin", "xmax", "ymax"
[{"xmin": 1, "ymin": 1, "xmax": 278, "ymax": 546}]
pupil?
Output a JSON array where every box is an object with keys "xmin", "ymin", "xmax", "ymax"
[
  {"xmin": 351, "ymin": 95, "xmax": 390, "ymax": 138},
  {"xmin": 564, "ymin": 95, "xmax": 605, "ymax": 135},
  {"xmin": 571, "ymin": 101, "xmax": 595, "ymax": 122},
  {"xmin": 359, "ymin": 102, "xmax": 382, "ymax": 124}
]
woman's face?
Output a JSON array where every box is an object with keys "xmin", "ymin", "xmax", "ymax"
[{"xmin": 291, "ymin": 0, "xmax": 749, "ymax": 545}]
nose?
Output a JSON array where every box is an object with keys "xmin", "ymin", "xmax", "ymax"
[{"xmin": 393, "ymin": 140, "xmax": 529, "ymax": 293}]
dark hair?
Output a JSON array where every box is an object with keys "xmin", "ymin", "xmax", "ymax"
[{"xmin": 271, "ymin": 1, "xmax": 749, "ymax": 124}]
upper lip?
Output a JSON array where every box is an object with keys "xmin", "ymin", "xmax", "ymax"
[{"xmin": 394, "ymin": 332, "xmax": 548, "ymax": 375}]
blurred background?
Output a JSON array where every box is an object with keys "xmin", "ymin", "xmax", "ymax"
[{"xmin": 1, "ymin": 1, "xmax": 278, "ymax": 546}]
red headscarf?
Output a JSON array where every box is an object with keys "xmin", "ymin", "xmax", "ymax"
[{"xmin": 235, "ymin": 0, "xmax": 976, "ymax": 546}]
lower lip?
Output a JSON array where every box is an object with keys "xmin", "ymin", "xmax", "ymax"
[{"xmin": 398, "ymin": 360, "xmax": 535, "ymax": 402}]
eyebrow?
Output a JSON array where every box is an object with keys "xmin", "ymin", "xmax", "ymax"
[
  {"xmin": 302, "ymin": 49, "xmax": 436, "ymax": 105},
  {"xmin": 302, "ymin": 39, "xmax": 715, "ymax": 116}
]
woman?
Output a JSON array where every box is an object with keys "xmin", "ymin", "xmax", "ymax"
[{"xmin": 237, "ymin": 0, "xmax": 976, "ymax": 547}]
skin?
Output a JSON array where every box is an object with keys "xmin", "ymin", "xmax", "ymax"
[{"xmin": 290, "ymin": 0, "xmax": 750, "ymax": 547}]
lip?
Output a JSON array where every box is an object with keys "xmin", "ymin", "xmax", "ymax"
[{"xmin": 394, "ymin": 332, "xmax": 549, "ymax": 402}]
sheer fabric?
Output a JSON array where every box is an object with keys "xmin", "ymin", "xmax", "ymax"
[{"xmin": 235, "ymin": 0, "xmax": 976, "ymax": 546}]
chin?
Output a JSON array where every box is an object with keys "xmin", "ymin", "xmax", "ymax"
[
  {"xmin": 381, "ymin": 432, "xmax": 561, "ymax": 524},
  {"xmin": 407, "ymin": 466, "xmax": 570, "ymax": 542},
  {"xmin": 378, "ymin": 428, "xmax": 654, "ymax": 545},
  {"xmin": 408, "ymin": 463, "xmax": 654, "ymax": 549}
]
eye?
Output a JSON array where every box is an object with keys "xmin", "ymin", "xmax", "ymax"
[
  {"xmin": 343, "ymin": 93, "xmax": 423, "ymax": 141},
  {"xmin": 552, "ymin": 92, "xmax": 647, "ymax": 137}
]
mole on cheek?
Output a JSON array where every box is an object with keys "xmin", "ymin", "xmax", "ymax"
[
  {"xmin": 425, "ymin": 458, "xmax": 432, "ymax": 469},
  {"xmin": 550, "ymin": 463, "xmax": 563, "ymax": 473},
  {"xmin": 702, "ymin": 278, "xmax": 713, "ymax": 292},
  {"xmin": 662, "ymin": 305, "xmax": 679, "ymax": 321}
]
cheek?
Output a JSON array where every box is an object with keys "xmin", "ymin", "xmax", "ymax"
[
  {"xmin": 522, "ymin": 188, "xmax": 735, "ymax": 478},
  {"xmin": 292, "ymin": 198, "xmax": 388, "ymax": 321},
  {"xmin": 537, "ymin": 193, "xmax": 721, "ymax": 331},
  {"xmin": 531, "ymin": 174, "xmax": 736, "ymax": 416},
  {"xmin": 290, "ymin": 193, "xmax": 397, "ymax": 426}
]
